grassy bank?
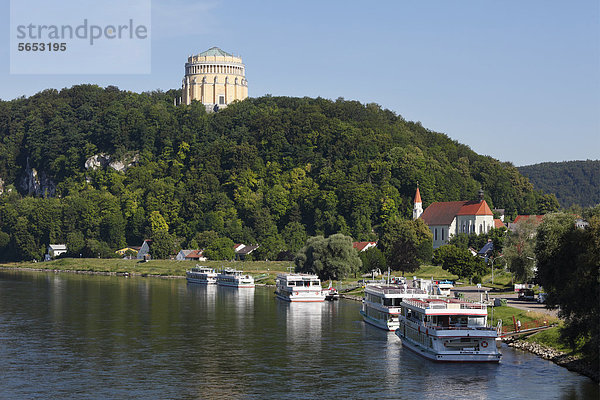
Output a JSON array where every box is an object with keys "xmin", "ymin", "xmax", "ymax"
[
  {"xmin": 522, "ymin": 325, "xmax": 577, "ymax": 354},
  {"xmin": 0, "ymin": 258, "xmax": 291, "ymax": 279},
  {"xmin": 1, "ymin": 259, "xmax": 463, "ymax": 289},
  {"xmin": 488, "ymin": 305, "xmax": 558, "ymax": 329}
]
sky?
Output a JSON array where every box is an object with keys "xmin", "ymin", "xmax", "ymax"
[{"xmin": 1, "ymin": 0, "xmax": 598, "ymax": 166}]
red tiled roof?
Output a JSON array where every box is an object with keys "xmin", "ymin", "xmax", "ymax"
[
  {"xmin": 414, "ymin": 187, "xmax": 422, "ymax": 203},
  {"xmin": 421, "ymin": 200, "xmax": 493, "ymax": 226},
  {"xmin": 186, "ymin": 250, "xmax": 204, "ymax": 259},
  {"xmin": 456, "ymin": 200, "xmax": 493, "ymax": 216},
  {"xmin": 494, "ymin": 219, "xmax": 505, "ymax": 229},
  {"xmin": 513, "ymin": 215, "xmax": 544, "ymax": 224},
  {"xmin": 420, "ymin": 201, "xmax": 467, "ymax": 226},
  {"xmin": 353, "ymin": 241, "xmax": 377, "ymax": 252}
]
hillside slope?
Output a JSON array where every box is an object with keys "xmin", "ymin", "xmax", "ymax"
[
  {"xmin": 518, "ymin": 160, "xmax": 600, "ymax": 208},
  {"xmin": 0, "ymin": 85, "xmax": 556, "ymax": 261}
]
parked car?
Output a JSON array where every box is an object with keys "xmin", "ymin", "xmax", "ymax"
[
  {"xmin": 537, "ymin": 293, "xmax": 547, "ymax": 304},
  {"xmin": 518, "ymin": 288, "xmax": 535, "ymax": 300}
]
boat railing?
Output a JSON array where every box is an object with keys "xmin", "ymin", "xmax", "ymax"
[
  {"xmin": 403, "ymin": 299, "xmax": 487, "ymax": 310},
  {"xmin": 369, "ymin": 287, "xmax": 427, "ymax": 295},
  {"xmin": 424, "ymin": 324, "xmax": 497, "ymax": 331}
]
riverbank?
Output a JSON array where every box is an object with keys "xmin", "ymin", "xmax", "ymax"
[
  {"xmin": 0, "ymin": 258, "xmax": 291, "ymax": 285},
  {"xmin": 506, "ymin": 336, "xmax": 598, "ymax": 383}
]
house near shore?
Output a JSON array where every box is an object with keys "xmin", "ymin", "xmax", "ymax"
[
  {"xmin": 116, "ymin": 246, "xmax": 141, "ymax": 258},
  {"xmin": 176, "ymin": 249, "xmax": 207, "ymax": 261},
  {"xmin": 46, "ymin": 244, "xmax": 67, "ymax": 260},
  {"xmin": 234, "ymin": 244, "xmax": 259, "ymax": 260},
  {"xmin": 353, "ymin": 241, "xmax": 377, "ymax": 252},
  {"xmin": 508, "ymin": 215, "xmax": 544, "ymax": 232},
  {"xmin": 137, "ymin": 239, "xmax": 152, "ymax": 260}
]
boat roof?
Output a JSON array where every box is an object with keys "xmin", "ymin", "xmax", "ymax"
[
  {"xmin": 365, "ymin": 284, "xmax": 428, "ymax": 298},
  {"xmin": 220, "ymin": 268, "xmax": 245, "ymax": 274},
  {"xmin": 276, "ymin": 273, "xmax": 320, "ymax": 280},
  {"xmin": 402, "ymin": 298, "xmax": 487, "ymax": 315}
]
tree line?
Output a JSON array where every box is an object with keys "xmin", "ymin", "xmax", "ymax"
[
  {"xmin": 518, "ymin": 160, "xmax": 600, "ymax": 208},
  {"xmin": 0, "ymin": 85, "xmax": 557, "ymax": 261}
]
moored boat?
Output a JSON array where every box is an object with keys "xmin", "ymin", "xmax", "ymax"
[
  {"xmin": 186, "ymin": 265, "xmax": 218, "ymax": 284},
  {"xmin": 275, "ymin": 274, "xmax": 325, "ymax": 302},
  {"xmin": 395, "ymin": 297, "xmax": 501, "ymax": 362},
  {"xmin": 323, "ymin": 281, "xmax": 339, "ymax": 301},
  {"xmin": 216, "ymin": 268, "xmax": 255, "ymax": 288},
  {"xmin": 361, "ymin": 280, "xmax": 430, "ymax": 331}
]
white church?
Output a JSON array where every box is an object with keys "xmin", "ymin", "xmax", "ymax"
[{"xmin": 413, "ymin": 186, "xmax": 498, "ymax": 249}]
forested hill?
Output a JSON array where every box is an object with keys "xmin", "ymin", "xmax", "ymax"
[
  {"xmin": 518, "ymin": 160, "xmax": 600, "ymax": 208},
  {"xmin": 0, "ymin": 85, "xmax": 557, "ymax": 261}
]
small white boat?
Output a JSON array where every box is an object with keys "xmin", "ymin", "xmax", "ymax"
[
  {"xmin": 323, "ymin": 281, "xmax": 339, "ymax": 301},
  {"xmin": 275, "ymin": 274, "xmax": 325, "ymax": 302},
  {"xmin": 186, "ymin": 265, "xmax": 218, "ymax": 284},
  {"xmin": 217, "ymin": 268, "xmax": 255, "ymax": 288},
  {"xmin": 395, "ymin": 297, "xmax": 501, "ymax": 362}
]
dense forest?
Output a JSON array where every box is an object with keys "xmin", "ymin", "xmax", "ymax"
[
  {"xmin": 518, "ymin": 160, "xmax": 600, "ymax": 208},
  {"xmin": 0, "ymin": 85, "xmax": 558, "ymax": 261}
]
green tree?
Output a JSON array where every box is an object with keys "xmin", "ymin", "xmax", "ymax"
[
  {"xmin": 147, "ymin": 210, "xmax": 175, "ymax": 259},
  {"xmin": 12, "ymin": 217, "xmax": 41, "ymax": 261},
  {"xmin": 281, "ymin": 221, "xmax": 307, "ymax": 253},
  {"xmin": 359, "ymin": 246, "xmax": 386, "ymax": 273},
  {"xmin": 150, "ymin": 211, "xmax": 169, "ymax": 233},
  {"xmin": 378, "ymin": 218, "xmax": 433, "ymax": 275},
  {"xmin": 0, "ymin": 231, "xmax": 10, "ymax": 254},
  {"xmin": 204, "ymin": 237, "xmax": 235, "ymax": 260},
  {"xmin": 504, "ymin": 218, "xmax": 537, "ymax": 282},
  {"xmin": 194, "ymin": 230, "xmax": 220, "ymax": 249},
  {"xmin": 253, "ymin": 234, "xmax": 285, "ymax": 261},
  {"xmin": 150, "ymin": 230, "xmax": 176, "ymax": 259},
  {"xmin": 536, "ymin": 213, "xmax": 599, "ymax": 367},
  {"xmin": 66, "ymin": 231, "xmax": 85, "ymax": 256},
  {"xmin": 294, "ymin": 233, "xmax": 361, "ymax": 280},
  {"xmin": 435, "ymin": 245, "xmax": 486, "ymax": 282}
]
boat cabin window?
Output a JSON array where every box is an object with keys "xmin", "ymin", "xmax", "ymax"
[
  {"xmin": 432, "ymin": 315, "xmax": 450, "ymax": 327},
  {"xmin": 383, "ymin": 298, "xmax": 392, "ymax": 306},
  {"xmin": 288, "ymin": 281, "xmax": 295, "ymax": 286},
  {"xmin": 449, "ymin": 316, "xmax": 468, "ymax": 327},
  {"xmin": 468, "ymin": 316, "xmax": 486, "ymax": 327},
  {"xmin": 311, "ymin": 281, "xmax": 320, "ymax": 286}
]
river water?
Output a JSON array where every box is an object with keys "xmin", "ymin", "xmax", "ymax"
[{"xmin": 0, "ymin": 270, "xmax": 596, "ymax": 399}]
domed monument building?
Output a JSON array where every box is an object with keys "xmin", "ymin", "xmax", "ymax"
[{"xmin": 181, "ymin": 47, "xmax": 248, "ymax": 110}]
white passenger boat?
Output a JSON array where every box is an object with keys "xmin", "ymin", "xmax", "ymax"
[
  {"xmin": 275, "ymin": 274, "xmax": 325, "ymax": 302},
  {"xmin": 361, "ymin": 281, "xmax": 430, "ymax": 331},
  {"xmin": 186, "ymin": 265, "xmax": 218, "ymax": 284},
  {"xmin": 395, "ymin": 298, "xmax": 501, "ymax": 362},
  {"xmin": 216, "ymin": 268, "xmax": 255, "ymax": 288}
]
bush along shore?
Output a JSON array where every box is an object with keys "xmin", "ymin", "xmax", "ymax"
[{"xmin": 504, "ymin": 337, "xmax": 598, "ymax": 382}]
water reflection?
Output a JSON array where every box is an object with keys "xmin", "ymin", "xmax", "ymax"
[{"xmin": 0, "ymin": 270, "xmax": 596, "ymax": 400}]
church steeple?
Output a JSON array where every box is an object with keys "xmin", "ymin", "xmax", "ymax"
[{"xmin": 413, "ymin": 182, "xmax": 423, "ymax": 220}]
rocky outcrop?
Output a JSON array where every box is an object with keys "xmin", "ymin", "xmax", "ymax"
[
  {"xmin": 85, "ymin": 153, "xmax": 139, "ymax": 172},
  {"xmin": 19, "ymin": 159, "xmax": 56, "ymax": 197},
  {"xmin": 506, "ymin": 339, "xmax": 599, "ymax": 382},
  {"xmin": 84, "ymin": 154, "xmax": 111, "ymax": 170}
]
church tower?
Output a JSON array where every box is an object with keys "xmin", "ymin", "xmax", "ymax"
[{"xmin": 413, "ymin": 184, "xmax": 423, "ymax": 220}]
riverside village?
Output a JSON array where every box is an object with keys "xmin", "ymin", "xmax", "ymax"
[{"xmin": 0, "ymin": 35, "xmax": 598, "ymax": 399}]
